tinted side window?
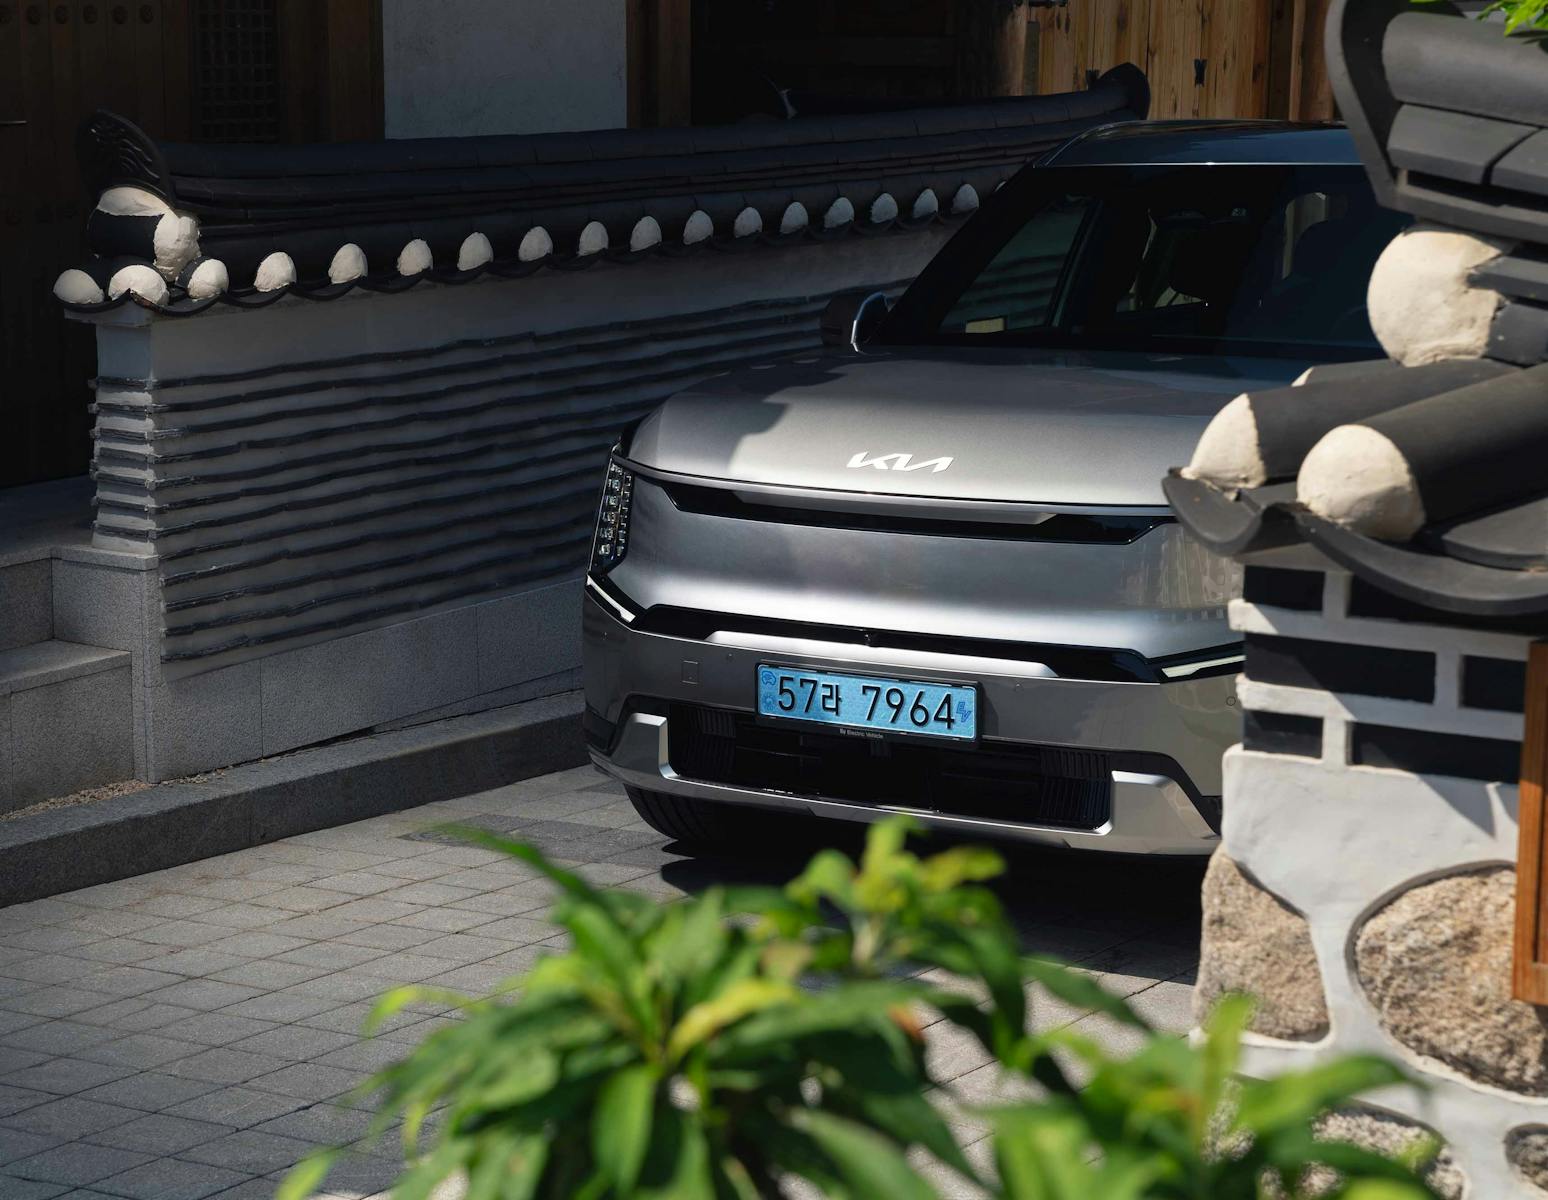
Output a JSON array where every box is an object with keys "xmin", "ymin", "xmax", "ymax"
[{"xmin": 938, "ymin": 196, "xmax": 1091, "ymax": 335}]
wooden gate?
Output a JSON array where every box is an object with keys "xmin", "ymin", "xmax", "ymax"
[
  {"xmin": 1032, "ymin": 0, "xmax": 1335, "ymax": 122},
  {"xmin": 0, "ymin": 0, "xmax": 380, "ymax": 489}
]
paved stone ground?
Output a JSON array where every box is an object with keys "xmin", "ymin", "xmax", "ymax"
[{"xmin": 0, "ymin": 766, "xmax": 1202, "ymax": 1199}]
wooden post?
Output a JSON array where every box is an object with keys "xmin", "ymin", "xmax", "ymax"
[
  {"xmin": 627, "ymin": 0, "xmax": 692, "ymax": 127},
  {"xmin": 957, "ymin": 0, "xmax": 1030, "ymax": 99},
  {"xmin": 1514, "ymin": 642, "xmax": 1548, "ymax": 1005}
]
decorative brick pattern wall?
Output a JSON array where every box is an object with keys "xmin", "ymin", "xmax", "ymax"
[{"xmin": 1207, "ymin": 555, "xmax": 1542, "ymax": 1196}]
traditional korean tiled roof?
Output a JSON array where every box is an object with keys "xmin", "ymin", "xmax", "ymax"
[
  {"xmin": 1165, "ymin": 2, "xmax": 1548, "ymax": 618},
  {"xmin": 55, "ymin": 67, "xmax": 1149, "ymax": 316}
]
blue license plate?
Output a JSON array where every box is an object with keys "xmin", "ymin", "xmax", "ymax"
[{"xmin": 756, "ymin": 666, "xmax": 977, "ymax": 741}]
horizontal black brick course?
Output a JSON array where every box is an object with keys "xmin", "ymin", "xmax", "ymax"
[
  {"xmin": 1244, "ymin": 633, "xmax": 1436, "ymax": 703},
  {"xmin": 1351, "ymin": 723, "xmax": 1521, "ymax": 782},
  {"xmin": 1462, "ymin": 656, "xmax": 1528, "ymax": 713},
  {"xmin": 1243, "ymin": 566, "xmax": 1324, "ymax": 612},
  {"xmin": 1348, "ymin": 577, "xmax": 1545, "ymax": 635},
  {"xmin": 1243, "ymin": 710, "xmax": 1323, "ymax": 758}
]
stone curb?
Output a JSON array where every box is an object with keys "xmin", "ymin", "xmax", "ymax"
[{"xmin": 0, "ymin": 689, "xmax": 587, "ymax": 907}]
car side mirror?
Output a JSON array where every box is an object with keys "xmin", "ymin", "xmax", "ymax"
[{"xmin": 820, "ymin": 291, "xmax": 890, "ymax": 352}]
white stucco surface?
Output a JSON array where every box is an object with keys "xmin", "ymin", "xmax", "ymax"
[{"xmin": 382, "ymin": 0, "xmax": 626, "ymax": 138}]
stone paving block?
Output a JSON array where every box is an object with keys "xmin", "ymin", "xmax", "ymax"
[
  {"xmin": 77, "ymin": 1035, "xmax": 208, "ymax": 1072},
  {"xmin": 62, "ymin": 941, "xmax": 163, "ymax": 967},
  {"xmin": 394, "ymin": 932, "xmax": 506, "ymax": 964},
  {"xmin": 68, "ymin": 968, "xmax": 183, "ymax": 1000},
  {"xmin": 134, "ymin": 922, "xmax": 237, "ymax": 950},
  {"xmin": 293, "ymin": 1004, "xmax": 417, "ymax": 1038},
  {"xmin": 180, "ymin": 1128, "xmax": 315, "ymax": 1175},
  {"xmin": 161, "ymin": 1049, "xmax": 293, "ymax": 1087},
  {"xmin": 262, "ymin": 915, "xmax": 371, "ymax": 942},
  {"xmin": 206, "ymin": 962, "xmax": 328, "ymax": 990},
  {"xmin": 375, "ymin": 882, "xmax": 478, "ymax": 907},
  {"xmin": 227, "ymin": 1026, "xmax": 356, "ymax": 1063},
  {"xmin": 55, "ymin": 911, "xmax": 162, "ymax": 939},
  {"xmin": 245, "ymin": 1062, "xmax": 362, "ymax": 1101},
  {"xmin": 141, "ymin": 981, "xmax": 265, "ymax": 1013},
  {"xmin": 0, "ymin": 1173, "xmax": 71, "ymax": 1198},
  {"xmin": 139, "ymin": 950, "xmax": 252, "ymax": 979},
  {"xmin": 0, "ymin": 1083, "xmax": 52, "ymax": 1118},
  {"xmin": 161, "ymin": 1087, "xmax": 308, "ymax": 1130},
  {"xmin": 217, "ymin": 994, "xmax": 335, "ymax": 1025},
  {"xmin": 0, "ymin": 1024, "xmax": 119, "ymax": 1058},
  {"xmin": 348, "ymin": 953, "xmax": 457, "ymax": 983},
  {"xmin": 308, "ymin": 872, "xmax": 400, "ymax": 897},
  {"xmin": 199, "ymin": 933, "xmax": 311, "ymax": 961},
  {"xmin": 153, "ymin": 1014, "xmax": 278, "ymax": 1049},
  {"xmin": 76, "ymin": 1074, "xmax": 217, "ymax": 1115},
  {"xmin": 280, "ymin": 975, "xmax": 389, "ymax": 1005},
  {"xmin": 88, "ymin": 1112, "xmax": 234, "ymax": 1156},
  {"xmin": 270, "ymin": 943, "xmax": 385, "ymax": 970},
  {"xmin": 252, "ymin": 1102, "xmax": 371, "ymax": 1146},
  {"xmin": 467, "ymin": 915, "xmax": 553, "ymax": 945},
  {"xmin": 0, "ymin": 1060, "xmax": 137, "ymax": 1097},
  {"xmin": 195, "ymin": 906, "xmax": 292, "ymax": 931},
  {"xmin": 0, "ymin": 1126, "xmax": 67, "ymax": 1165},
  {"xmin": 1, "ymin": 1097, "xmax": 140, "ymax": 1139},
  {"xmin": 9, "ymin": 1140, "xmax": 154, "ymax": 1185},
  {"xmin": 2, "ymin": 989, "xmax": 118, "ymax": 1020},
  {"xmin": 310, "ymin": 1039, "xmax": 407, "ymax": 1073},
  {"xmin": 3, "ymin": 956, "xmax": 99, "ymax": 986},
  {"xmin": 70, "ymin": 1001, "xmax": 195, "ymax": 1034},
  {"xmin": 129, "ymin": 895, "xmax": 226, "ymax": 920},
  {"xmin": 389, "ymin": 907, "xmax": 493, "ymax": 933},
  {"xmin": 95, "ymin": 1154, "xmax": 251, "ymax": 1200},
  {"xmin": 250, "ymin": 886, "xmax": 355, "ymax": 915},
  {"xmin": 335, "ymin": 924, "xmax": 440, "ymax": 951}
]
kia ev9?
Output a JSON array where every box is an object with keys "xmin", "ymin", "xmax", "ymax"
[{"xmin": 582, "ymin": 121, "xmax": 1404, "ymax": 856}]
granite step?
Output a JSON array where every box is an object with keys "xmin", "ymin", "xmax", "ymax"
[
  {"xmin": 0, "ymin": 639, "xmax": 135, "ymax": 813},
  {"xmin": 0, "ymin": 639, "xmax": 128, "ymax": 696}
]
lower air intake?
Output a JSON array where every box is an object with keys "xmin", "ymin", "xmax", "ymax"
[{"xmin": 667, "ymin": 704, "xmax": 1112, "ymax": 831}]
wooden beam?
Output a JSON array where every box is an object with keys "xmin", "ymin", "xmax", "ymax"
[{"xmin": 1514, "ymin": 642, "xmax": 1548, "ymax": 1006}]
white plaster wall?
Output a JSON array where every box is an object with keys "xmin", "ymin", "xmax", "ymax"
[{"xmin": 381, "ymin": 0, "xmax": 626, "ymax": 138}]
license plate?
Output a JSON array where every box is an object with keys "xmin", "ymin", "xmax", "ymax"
[{"xmin": 756, "ymin": 666, "xmax": 977, "ymax": 741}]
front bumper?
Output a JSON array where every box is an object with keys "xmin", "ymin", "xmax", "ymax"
[{"xmin": 583, "ymin": 588, "xmax": 1230, "ymax": 856}]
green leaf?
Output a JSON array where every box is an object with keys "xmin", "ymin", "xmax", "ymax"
[
  {"xmin": 364, "ymin": 985, "xmax": 475, "ymax": 1033},
  {"xmin": 716, "ymin": 981, "xmax": 928, "ymax": 1057},
  {"xmin": 1236, "ymin": 1056, "xmax": 1415, "ymax": 1138},
  {"xmin": 636, "ymin": 1106, "xmax": 716, "ymax": 1200},
  {"xmin": 667, "ymin": 978, "xmax": 798, "ymax": 1063},
  {"xmin": 788, "ymin": 848, "xmax": 859, "ymax": 908},
  {"xmin": 274, "ymin": 1149, "xmax": 335, "ymax": 1200},
  {"xmin": 848, "ymin": 1085, "xmax": 977, "ymax": 1180},
  {"xmin": 918, "ymin": 846, "xmax": 1004, "ymax": 893},
  {"xmin": 1337, "ymin": 1182, "xmax": 1440, "ymax": 1200},
  {"xmin": 1024, "ymin": 958, "xmax": 1152, "ymax": 1032},
  {"xmin": 592, "ymin": 1062, "xmax": 659, "ymax": 1192},
  {"xmin": 468, "ymin": 1045, "xmax": 559, "ymax": 1109},
  {"xmin": 791, "ymin": 1108, "xmax": 938, "ymax": 1200}
]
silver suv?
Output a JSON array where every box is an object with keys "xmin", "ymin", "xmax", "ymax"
[{"xmin": 582, "ymin": 121, "xmax": 1404, "ymax": 856}]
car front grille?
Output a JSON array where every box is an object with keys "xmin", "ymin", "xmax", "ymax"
[{"xmin": 667, "ymin": 703, "xmax": 1113, "ymax": 831}]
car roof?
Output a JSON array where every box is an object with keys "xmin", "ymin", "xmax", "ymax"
[{"xmin": 1045, "ymin": 120, "xmax": 1362, "ymax": 168}]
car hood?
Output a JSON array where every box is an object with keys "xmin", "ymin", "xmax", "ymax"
[{"xmin": 626, "ymin": 347, "xmax": 1314, "ymax": 506}]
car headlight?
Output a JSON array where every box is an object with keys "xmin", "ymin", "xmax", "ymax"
[{"xmin": 590, "ymin": 455, "xmax": 634, "ymax": 575}]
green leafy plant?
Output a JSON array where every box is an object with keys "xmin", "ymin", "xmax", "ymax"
[
  {"xmin": 1482, "ymin": 0, "xmax": 1548, "ymax": 34},
  {"xmin": 278, "ymin": 819, "xmax": 1442, "ymax": 1200},
  {"xmin": 1418, "ymin": 0, "xmax": 1548, "ymax": 34},
  {"xmin": 982, "ymin": 995, "xmax": 1439, "ymax": 1199}
]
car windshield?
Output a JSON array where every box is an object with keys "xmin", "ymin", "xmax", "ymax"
[{"xmin": 883, "ymin": 163, "xmax": 1408, "ymax": 360}]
